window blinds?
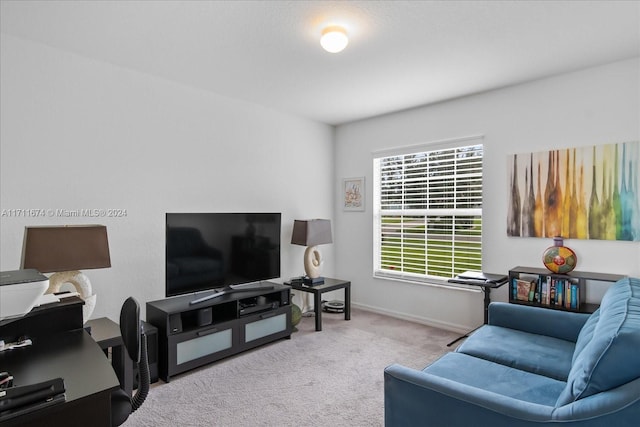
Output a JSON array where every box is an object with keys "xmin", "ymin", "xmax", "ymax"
[{"xmin": 373, "ymin": 140, "xmax": 483, "ymax": 282}]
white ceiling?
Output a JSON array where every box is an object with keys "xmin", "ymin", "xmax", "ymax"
[{"xmin": 1, "ymin": 1, "xmax": 639, "ymax": 125}]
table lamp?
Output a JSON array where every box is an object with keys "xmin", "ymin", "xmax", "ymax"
[
  {"xmin": 21, "ymin": 225, "xmax": 111, "ymax": 323},
  {"xmin": 291, "ymin": 219, "xmax": 332, "ymax": 279}
]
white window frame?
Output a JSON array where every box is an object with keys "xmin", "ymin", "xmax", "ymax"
[{"xmin": 373, "ymin": 136, "xmax": 484, "ymax": 285}]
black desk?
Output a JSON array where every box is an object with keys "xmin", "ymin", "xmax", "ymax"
[
  {"xmin": 0, "ymin": 298, "xmax": 120, "ymax": 426},
  {"xmin": 0, "ymin": 329, "xmax": 120, "ymax": 427},
  {"xmin": 287, "ymin": 278, "xmax": 351, "ymax": 331},
  {"xmin": 86, "ymin": 317, "xmax": 133, "ymax": 399},
  {"xmin": 85, "ymin": 317, "xmax": 159, "ymax": 394}
]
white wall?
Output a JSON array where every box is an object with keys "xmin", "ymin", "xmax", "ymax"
[
  {"xmin": 0, "ymin": 35, "xmax": 335, "ymax": 321},
  {"xmin": 2, "ymin": 34, "xmax": 638, "ymax": 332},
  {"xmin": 334, "ymin": 58, "xmax": 640, "ymax": 332}
]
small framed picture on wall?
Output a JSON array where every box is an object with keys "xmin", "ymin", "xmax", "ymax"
[{"xmin": 343, "ymin": 177, "xmax": 365, "ymax": 211}]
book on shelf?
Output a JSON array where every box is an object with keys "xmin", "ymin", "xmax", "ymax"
[
  {"xmin": 524, "ymin": 277, "xmax": 580, "ymax": 310},
  {"xmin": 556, "ymin": 280, "xmax": 564, "ymax": 306},
  {"xmin": 528, "ymin": 281, "xmax": 537, "ymax": 302},
  {"xmin": 514, "ymin": 278, "xmax": 535, "ymax": 301},
  {"xmin": 511, "ymin": 274, "xmax": 582, "ymax": 310},
  {"xmin": 540, "ymin": 276, "xmax": 550, "ymax": 306},
  {"xmin": 570, "ymin": 282, "xmax": 579, "ymax": 310}
]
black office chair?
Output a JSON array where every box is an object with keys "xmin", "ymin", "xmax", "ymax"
[{"xmin": 111, "ymin": 297, "xmax": 150, "ymax": 426}]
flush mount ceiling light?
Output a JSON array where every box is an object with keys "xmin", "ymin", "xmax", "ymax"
[{"xmin": 320, "ymin": 25, "xmax": 348, "ymax": 53}]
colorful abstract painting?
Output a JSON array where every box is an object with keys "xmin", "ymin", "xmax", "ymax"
[{"xmin": 507, "ymin": 141, "xmax": 640, "ymax": 241}]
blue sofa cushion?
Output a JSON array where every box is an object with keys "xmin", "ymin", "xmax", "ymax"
[
  {"xmin": 557, "ymin": 277, "xmax": 640, "ymax": 406},
  {"xmin": 423, "ymin": 352, "xmax": 566, "ymax": 407},
  {"xmin": 456, "ymin": 325, "xmax": 575, "ymax": 381},
  {"xmin": 571, "ymin": 308, "xmax": 600, "ymax": 363}
]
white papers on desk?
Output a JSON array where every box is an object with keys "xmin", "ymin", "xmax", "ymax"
[
  {"xmin": 36, "ymin": 291, "xmax": 80, "ymax": 306},
  {"xmin": 57, "ymin": 291, "xmax": 80, "ymax": 299},
  {"xmin": 36, "ymin": 293, "xmax": 60, "ymax": 306}
]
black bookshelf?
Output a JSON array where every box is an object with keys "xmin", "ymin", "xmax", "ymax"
[{"xmin": 508, "ymin": 266, "xmax": 625, "ymax": 314}]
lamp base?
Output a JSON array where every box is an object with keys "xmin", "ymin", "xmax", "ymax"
[
  {"xmin": 303, "ymin": 276, "xmax": 325, "ymax": 286},
  {"xmin": 303, "ymin": 245, "xmax": 323, "ymax": 279},
  {"xmin": 47, "ymin": 270, "xmax": 96, "ymax": 323}
]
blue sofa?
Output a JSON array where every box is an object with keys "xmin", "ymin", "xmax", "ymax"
[{"xmin": 384, "ymin": 277, "xmax": 640, "ymax": 426}]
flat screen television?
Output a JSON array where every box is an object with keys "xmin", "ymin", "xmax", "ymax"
[{"xmin": 166, "ymin": 213, "xmax": 281, "ymax": 302}]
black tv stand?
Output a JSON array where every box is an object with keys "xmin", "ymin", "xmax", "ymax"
[
  {"xmin": 189, "ymin": 283, "xmax": 276, "ymax": 305},
  {"xmin": 147, "ymin": 282, "xmax": 291, "ymax": 382}
]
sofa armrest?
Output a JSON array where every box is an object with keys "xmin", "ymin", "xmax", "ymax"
[
  {"xmin": 384, "ymin": 364, "xmax": 640, "ymax": 426},
  {"xmin": 551, "ymin": 377, "xmax": 640, "ymax": 422},
  {"xmin": 384, "ymin": 363, "xmax": 554, "ymax": 426},
  {"xmin": 488, "ymin": 302, "xmax": 590, "ymax": 342}
]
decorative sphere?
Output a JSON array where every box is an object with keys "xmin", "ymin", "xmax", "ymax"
[
  {"xmin": 543, "ymin": 244, "xmax": 577, "ymax": 274},
  {"xmin": 291, "ymin": 304, "xmax": 302, "ymax": 327}
]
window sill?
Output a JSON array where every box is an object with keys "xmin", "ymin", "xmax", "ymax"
[{"xmin": 373, "ymin": 271, "xmax": 482, "ymax": 292}]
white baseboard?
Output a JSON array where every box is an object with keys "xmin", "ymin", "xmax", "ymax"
[{"xmin": 351, "ymin": 302, "xmax": 475, "ymax": 334}]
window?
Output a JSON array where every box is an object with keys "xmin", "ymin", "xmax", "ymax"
[{"xmin": 373, "ymin": 137, "xmax": 483, "ymax": 284}]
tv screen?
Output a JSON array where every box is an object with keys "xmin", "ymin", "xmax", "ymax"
[{"xmin": 166, "ymin": 213, "xmax": 281, "ymax": 298}]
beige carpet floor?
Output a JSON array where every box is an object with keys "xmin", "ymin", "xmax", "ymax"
[{"xmin": 125, "ymin": 308, "xmax": 459, "ymax": 427}]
